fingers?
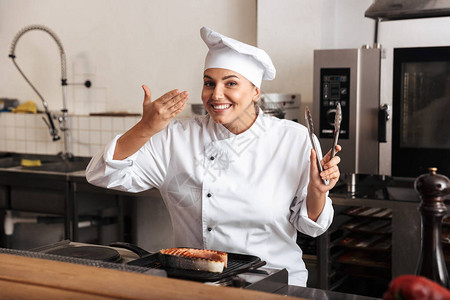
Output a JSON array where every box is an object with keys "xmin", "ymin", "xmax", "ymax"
[
  {"xmin": 170, "ymin": 100, "xmax": 187, "ymax": 117},
  {"xmin": 324, "ymin": 144, "xmax": 342, "ymax": 161},
  {"xmin": 310, "ymin": 144, "xmax": 342, "ymax": 187},
  {"xmin": 310, "ymin": 148, "xmax": 318, "ymax": 174},
  {"xmin": 321, "ymin": 146, "xmax": 341, "ymax": 183},
  {"xmin": 159, "ymin": 89, "xmax": 182, "ymax": 104},
  {"xmin": 310, "ymin": 149, "xmax": 323, "ymax": 184},
  {"xmin": 321, "ymin": 164, "xmax": 340, "ymax": 183},
  {"xmin": 310, "ymin": 149, "xmax": 336, "ymax": 184},
  {"xmin": 167, "ymin": 91, "xmax": 189, "ymax": 110},
  {"xmin": 142, "ymin": 85, "xmax": 152, "ymax": 105}
]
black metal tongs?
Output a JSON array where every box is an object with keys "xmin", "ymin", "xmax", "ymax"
[
  {"xmin": 305, "ymin": 106, "xmax": 329, "ymax": 185},
  {"xmin": 305, "ymin": 103, "xmax": 342, "ymax": 185},
  {"xmin": 331, "ymin": 102, "xmax": 342, "ymax": 159}
]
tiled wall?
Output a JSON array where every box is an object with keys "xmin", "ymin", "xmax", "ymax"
[{"xmin": 0, "ymin": 112, "xmax": 141, "ymax": 157}]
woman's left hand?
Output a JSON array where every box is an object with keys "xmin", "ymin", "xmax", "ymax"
[
  {"xmin": 306, "ymin": 145, "xmax": 341, "ymax": 221},
  {"xmin": 310, "ymin": 145, "xmax": 342, "ymax": 194}
]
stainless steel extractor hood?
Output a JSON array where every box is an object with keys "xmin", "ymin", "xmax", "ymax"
[{"xmin": 365, "ymin": 0, "xmax": 450, "ymax": 21}]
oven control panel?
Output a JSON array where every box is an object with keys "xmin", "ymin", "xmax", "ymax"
[{"xmin": 319, "ymin": 68, "xmax": 350, "ymax": 139}]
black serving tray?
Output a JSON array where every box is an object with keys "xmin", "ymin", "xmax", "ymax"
[{"xmin": 127, "ymin": 252, "xmax": 266, "ymax": 282}]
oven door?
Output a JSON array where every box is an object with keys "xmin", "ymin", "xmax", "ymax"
[{"xmin": 392, "ymin": 46, "xmax": 450, "ymax": 178}]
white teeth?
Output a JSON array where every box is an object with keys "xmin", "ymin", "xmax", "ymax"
[{"xmin": 212, "ymin": 104, "xmax": 231, "ymax": 110}]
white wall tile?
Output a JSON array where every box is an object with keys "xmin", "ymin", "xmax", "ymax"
[
  {"xmin": 6, "ymin": 127, "xmax": 15, "ymax": 140},
  {"xmin": 26, "ymin": 141, "xmax": 36, "ymax": 153},
  {"xmin": 124, "ymin": 117, "xmax": 138, "ymax": 130},
  {"xmin": 78, "ymin": 131, "xmax": 90, "ymax": 145},
  {"xmin": 36, "ymin": 142, "xmax": 48, "ymax": 154},
  {"xmin": 89, "ymin": 117, "xmax": 101, "ymax": 131},
  {"xmin": 71, "ymin": 115, "xmax": 80, "ymax": 131},
  {"xmin": 101, "ymin": 131, "xmax": 114, "ymax": 144},
  {"xmin": 24, "ymin": 115, "xmax": 36, "ymax": 127},
  {"xmin": 89, "ymin": 130, "xmax": 102, "ymax": 145},
  {"xmin": 36, "ymin": 128, "xmax": 50, "ymax": 142},
  {"xmin": 4, "ymin": 113, "xmax": 15, "ymax": 126},
  {"xmin": 25, "ymin": 127, "xmax": 37, "ymax": 141},
  {"xmin": 16, "ymin": 141, "xmax": 26, "ymax": 153},
  {"xmin": 0, "ymin": 115, "xmax": 7, "ymax": 127},
  {"xmin": 14, "ymin": 114, "xmax": 26, "ymax": 127},
  {"xmin": 0, "ymin": 115, "xmax": 146, "ymax": 156},
  {"xmin": 112, "ymin": 117, "xmax": 125, "ymax": 132},
  {"xmin": 6, "ymin": 140, "xmax": 16, "ymax": 152},
  {"xmin": 15, "ymin": 128, "xmax": 27, "ymax": 141},
  {"xmin": 100, "ymin": 117, "xmax": 113, "ymax": 131},
  {"xmin": 78, "ymin": 116, "xmax": 90, "ymax": 130}
]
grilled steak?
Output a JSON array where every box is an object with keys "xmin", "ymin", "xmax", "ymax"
[{"xmin": 159, "ymin": 248, "xmax": 228, "ymax": 273}]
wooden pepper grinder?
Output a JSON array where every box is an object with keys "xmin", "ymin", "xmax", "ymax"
[{"xmin": 415, "ymin": 167, "xmax": 450, "ymax": 288}]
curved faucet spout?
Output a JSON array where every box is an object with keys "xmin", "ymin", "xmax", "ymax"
[
  {"xmin": 9, "ymin": 24, "xmax": 67, "ymax": 87},
  {"xmin": 9, "ymin": 24, "xmax": 71, "ymax": 159}
]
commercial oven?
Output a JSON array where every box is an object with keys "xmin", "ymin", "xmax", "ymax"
[
  {"xmin": 313, "ymin": 46, "xmax": 450, "ymax": 179},
  {"xmin": 313, "ymin": 47, "xmax": 382, "ymax": 175},
  {"xmin": 392, "ymin": 46, "xmax": 450, "ymax": 178}
]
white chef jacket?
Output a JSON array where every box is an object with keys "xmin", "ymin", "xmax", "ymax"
[{"xmin": 86, "ymin": 109, "xmax": 334, "ymax": 286}]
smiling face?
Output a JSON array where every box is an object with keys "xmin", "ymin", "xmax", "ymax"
[{"xmin": 202, "ymin": 68, "xmax": 260, "ymax": 134}]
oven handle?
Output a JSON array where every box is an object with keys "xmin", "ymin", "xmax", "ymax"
[
  {"xmin": 109, "ymin": 242, "xmax": 152, "ymax": 257},
  {"xmin": 378, "ymin": 104, "xmax": 390, "ymax": 143}
]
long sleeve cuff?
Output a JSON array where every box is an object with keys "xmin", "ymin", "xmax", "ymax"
[
  {"xmin": 297, "ymin": 196, "xmax": 334, "ymax": 237},
  {"xmin": 103, "ymin": 134, "xmax": 139, "ymax": 170}
]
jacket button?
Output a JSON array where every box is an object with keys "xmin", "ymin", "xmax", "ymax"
[{"xmin": 207, "ymin": 193, "xmax": 212, "ymax": 198}]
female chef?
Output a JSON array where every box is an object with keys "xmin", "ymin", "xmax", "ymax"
[{"xmin": 86, "ymin": 26, "xmax": 341, "ymax": 286}]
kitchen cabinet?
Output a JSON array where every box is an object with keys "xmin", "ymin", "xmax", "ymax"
[
  {"xmin": 68, "ymin": 172, "xmax": 153, "ymax": 245},
  {"xmin": 0, "ymin": 152, "xmax": 172, "ymax": 251},
  {"xmin": 0, "ymin": 168, "xmax": 73, "ymax": 245},
  {"xmin": 0, "ymin": 154, "xmax": 130, "ymax": 248}
]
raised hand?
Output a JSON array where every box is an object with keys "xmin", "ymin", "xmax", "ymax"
[
  {"xmin": 113, "ymin": 85, "xmax": 189, "ymax": 160},
  {"xmin": 140, "ymin": 85, "xmax": 189, "ymax": 134}
]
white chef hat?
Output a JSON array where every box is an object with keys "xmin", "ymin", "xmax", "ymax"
[{"xmin": 200, "ymin": 26, "xmax": 276, "ymax": 88}]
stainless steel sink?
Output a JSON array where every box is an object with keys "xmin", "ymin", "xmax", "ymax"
[
  {"xmin": 0, "ymin": 157, "xmax": 22, "ymax": 168},
  {"xmin": 19, "ymin": 160, "xmax": 89, "ymax": 173},
  {"xmin": 0, "ymin": 153, "xmax": 90, "ymax": 173}
]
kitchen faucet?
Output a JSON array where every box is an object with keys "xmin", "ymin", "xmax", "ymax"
[{"xmin": 9, "ymin": 24, "xmax": 77, "ymax": 160}]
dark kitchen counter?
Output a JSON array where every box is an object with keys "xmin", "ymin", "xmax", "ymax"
[
  {"xmin": 278, "ymin": 285, "xmax": 381, "ymax": 299},
  {"xmin": 330, "ymin": 173, "xmax": 421, "ymax": 203}
]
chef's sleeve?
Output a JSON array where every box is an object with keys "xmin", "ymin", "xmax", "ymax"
[
  {"xmin": 86, "ymin": 127, "xmax": 170, "ymax": 193},
  {"xmin": 289, "ymin": 192, "xmax": 334, "ymax": 237},
  {"xmin": 289, "ymin": 134, "xmax": 334, "ymax": 237}
]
